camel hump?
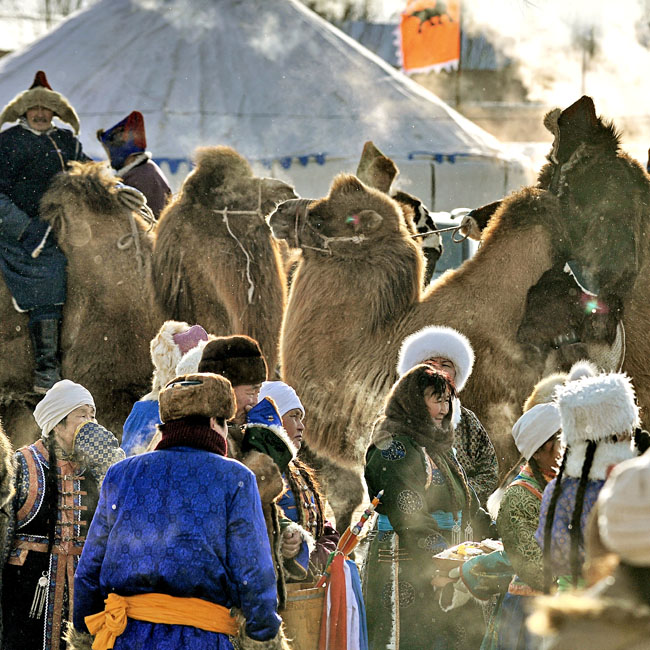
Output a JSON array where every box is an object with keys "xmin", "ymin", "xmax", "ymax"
[{"xmin": 356, "ymin": 140, "xmax": 398, "ymax": 193}]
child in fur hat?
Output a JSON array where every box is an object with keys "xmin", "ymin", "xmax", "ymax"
[
  {"xmin": 536, "ymin": 372, "xmax": 640, "ymax": 592},
  {"xmin": 121, "ymin": 320, "xmax": 208, "ymax": 456}
]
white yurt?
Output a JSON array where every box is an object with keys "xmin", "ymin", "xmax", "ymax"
[{"xmin": 0, "ymin": 0, "xmax": 535, "ymax": 209}]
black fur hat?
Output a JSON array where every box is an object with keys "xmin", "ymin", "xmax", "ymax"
[{"xmin": 198, "ymin": 335, "xmax": 267, "ymax": 387}]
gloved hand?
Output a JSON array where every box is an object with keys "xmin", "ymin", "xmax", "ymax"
[
  {"xmin": 115, "ymin": 182, "xmax": 146, "ymax": 212},
  {"xmin": 242, "ymin": 398, "xmax": 294, "ymax": 473},
  {"xmin": 73, "ymin": 421, "xmax": 125, "ymax": 484},
  {"xmin": 20, "ymin": 218, "xmax": 50, "ymax": 254}
]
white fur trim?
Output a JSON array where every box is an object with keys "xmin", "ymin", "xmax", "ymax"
[
  {"xmin": 149, "ymin": 320, "xmax": 192, "ymax": 395},
  {"xmin": 116, "ymin": 151, "xmax": 151, "ymax": 177},
  {"xmin": 487, "ymin": 486, "xmax": 506, "ymax": 520},
  {"xmin": 243, "ymin": 422, "xmax": 297, "ymax": 461},
  {"xmin": 563, "ymin": 440, "xmax": 637, "ymax": 480},
  {"xmin": 558, "ymin": 373, "xmax": 639, "ymax": 444},
  {"xmin": 397, "ymin": 326, "xmax": 475, "ymax": 391},
  {"xmin": 283, "ymin": 521, "xmax": 317, "ymax": 556},
  {"xmin": 451, "ymin": 396, "xmax": 461, "ymax": 430},
  {"xmin": 567, "ymin": 360, "xmax": 599, "ymax": 382},
  {"xmin": 175, "ymin": 338, "xmax": 213, "ymax": 376}
]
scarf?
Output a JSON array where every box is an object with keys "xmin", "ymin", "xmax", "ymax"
[{"xmin": 155, "ymin": 420, "xmax": 227, "ymax": 456}]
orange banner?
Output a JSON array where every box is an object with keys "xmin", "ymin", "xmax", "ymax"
[{"xmin": 399, "ymin": 0, "xmax": 461, "ymax": 74}]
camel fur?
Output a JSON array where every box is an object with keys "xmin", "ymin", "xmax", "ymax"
[
  {"xmin": 152, "ymin": 147, "xmax": 296, "ymax": 374},
  {"xmin": 0, "ymin": 162, "xmax": 161, "ymax": 446},
  {"xmin": 270, "ymin": 175, "xmax": 570, "ymax": 526},
  {"xmin": 356, "ymin": 140, "xmax": 442, "ymax": 285},
  {"xmin": 270, "ymin": 170, "xmax": 625, "ymax": 528}
]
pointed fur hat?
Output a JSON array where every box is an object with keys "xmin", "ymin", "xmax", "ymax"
[
  {"xmin": 557, "ymin": 372, "xmax": 639, "ymax": 445},
  {"xmin": 0, "ymin": 71, "xmax": 80, "ymax": 133},
  {"xmin": 397, "ymin": 326, "xmax": 474, "ymax": 391}
]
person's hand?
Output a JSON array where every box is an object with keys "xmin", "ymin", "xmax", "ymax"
[
  {"xmin": 431, "ymin": 565, "xmax": 460, "ymax": 589},
  {"xmin": 281, "ymin": 529, "xmax": 302, "ymax": 559},
  {"xmin": 115, "ymin": 182, "xmax": 146, "ymax": 212}
]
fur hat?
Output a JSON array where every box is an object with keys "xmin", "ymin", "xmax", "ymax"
[
  {"xmin": 523, "ymin": 360, "xmax": 599, "ymax": 412},
  {"xmin": 0, "ymin": 70, "xmax": 80, "ymax": 133},
  {"xmin": 557, "ymin": 372, "xmax": 639, "ymax": 446},
  {"xmin": 397, "ymin": 326, "xmax": 474, "ymax": 391},
  {"xmin": 198, "ymin": 335, "xmax": 267, "ymax": 387},
  {"xmin": 97, "ymin": 111, "xmax": 147, "ymax": 170},
  {"xmin": 598, "ymin": 451, "xmax": 650, "ymax": 566},
  {"xmin": 149, "ymin": 321, "xmax": 208, "ymax": 396},
  {"xmin": 159, "ymin": 373, "xmax": 235, "ymax": 423}
]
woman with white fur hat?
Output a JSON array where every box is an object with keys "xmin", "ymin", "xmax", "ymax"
[
  {"xmin": 2, "ymin": 380, "xmax": 123, "ymax": 650},
  {"xmin": 397, "ymin": 325, "xmax": 499, "ymax": 505},
  {"xmin": 536, "ymin": 372, "xmax": 640, "ymax": 593},
  {"xmin": 530, "ymin": 451, "xmax": 650, "ymax": 650}
]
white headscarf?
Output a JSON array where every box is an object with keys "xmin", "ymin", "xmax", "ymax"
[
  {"xmin": 511, "ymin": 402, "xmax": 561, "ymax": 461},
  {"xmin": 33, "ymin": 379, "xmax": 95, "ymax": 438},
  {"xmin": 258, "ymin": 381, "xmax": 304, "ymax": 418}
]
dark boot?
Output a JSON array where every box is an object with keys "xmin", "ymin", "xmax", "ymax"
[{"xmin": 29, "ymin": 319, "xmax": 62, "ymax": 394}]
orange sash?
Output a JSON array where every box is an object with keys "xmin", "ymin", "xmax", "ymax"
[{"xmin": 85, "ymin": 592, "xmax": 238, "ymax": 649}]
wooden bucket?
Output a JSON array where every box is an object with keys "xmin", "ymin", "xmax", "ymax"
[{"xmin": 283, "ymin": 582, "xmax": 325, "ymax": 649}]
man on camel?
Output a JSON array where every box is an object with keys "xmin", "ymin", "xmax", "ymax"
[{"xmin": 0, "ymin": 70, "xmax": 89, "ymax": 394}]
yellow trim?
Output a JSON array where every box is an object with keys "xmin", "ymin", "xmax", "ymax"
[{"xmin": 85, "ymin": 592, "xmax": 238, "ymax": 649}]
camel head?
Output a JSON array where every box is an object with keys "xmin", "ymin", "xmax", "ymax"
[
  {"xmin": 40, "ymin": 161, "xmax": 138, "ymax": 251},
  {"xmin": 178, "ymin": 146, "xmax": 297, "ymax": 218},
  {"xmin": 269, "ymin": 174, "xmax": 405, "ymax": 258}
]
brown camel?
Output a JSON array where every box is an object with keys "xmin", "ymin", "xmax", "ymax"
[
  {"xmin": 537, "ymin": 96, "xmax": 650, "ymax": 425},
  {"xmin": 152, "ymin": 146, "xmax": 297, "ymax": 373},
  {"xmin": 270, "ymin": 175, "xmax": 618, "ymax": 527},
  {"xmin": 0, "ymin": 162, "xmax": 161, "ymax": 446}
]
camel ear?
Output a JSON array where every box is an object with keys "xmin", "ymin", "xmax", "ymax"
[
  {"xmin": 348, "ymin": 209, "xmax": 383, "ymax": 234},
  {"xmin": 356, "ymin": 141, "xmax": 398, "ymax": 193}
]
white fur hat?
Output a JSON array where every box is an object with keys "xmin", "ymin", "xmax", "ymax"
[
  {"xmin": 557, "ymin": 373, "xmax": 639, "ymax": 445},
  {"xmin": 397, "ymin": 326, "xmax": 474, "ymax": 391},
  {"xmin": 150, "ymin": 321, "xmax": 208, "ymax": 395},
  {"xmin": 598, "ymin": 451, "xmax": 650, "ymax": 566},
  {"xmin": 175, "ymin": 337, "xmax": 214, "ymax": 377}
]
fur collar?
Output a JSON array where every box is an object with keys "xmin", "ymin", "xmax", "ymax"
[
  {"xmin": 564, "ymin": 440, "xmax": 637, "ymax": 480},
  {"xmin": 117, "ymin": 151, "xmax": 152, "ymax": 177}
]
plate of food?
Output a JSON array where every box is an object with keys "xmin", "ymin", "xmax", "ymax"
[{"xmin": 432, "ymin": 539, "xmax": 503, "ymax": 571}]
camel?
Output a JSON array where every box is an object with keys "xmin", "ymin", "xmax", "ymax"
[
  {"xmin": 534, "ymin": 96, "xmax": 650, "ymax": 425},
  {"xmin": 355, "ymin": 141, "xmax": 443, "ymax": 285},
  {"xmin": 152, "ymin": 146, "xmax": 297, "ymax": 373},
  {"xmin": 270, "ymin": 174, "xmax": 619, "ymax": 528},
  {"xmin": 0, "ymin": 162, "xmax": 161, "ymax": 447}
]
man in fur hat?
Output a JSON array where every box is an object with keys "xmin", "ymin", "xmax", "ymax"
[
  {"xmin": 97, "ymin": 111, "xmax": 171, "ymax": 219},
  {"xmin": 70, "ymin": 373, "xmax": 288, "ymax": 649},
  {"xmin": 397, "ymin": 325, "xmax": 499, "ymax": 505},
  {"xmin": 198, "ymin": 335, "xmax": 314, "ymax": 607},
  {"xmin": 0, "ymin": 71, "xmax": 90, "ymax": 394}
]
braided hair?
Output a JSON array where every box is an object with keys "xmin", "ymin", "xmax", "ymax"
[
  {"xmin": 543, "ymin": 449, "xmax": 567, "ymax": 593},
  {"xmin": 284, "ymin": 457, "xmax": 326, "ymax": 539},
  {"xmin": 45, "ymin": 434, "xmax": 59, "ymax": 553},
  {"xmin": 569, "ymin": 440, "xmax": 597, "ymax": 587}
]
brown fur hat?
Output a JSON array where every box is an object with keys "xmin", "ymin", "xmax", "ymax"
[
  {"xmin": 198, "ymin": 335, "xmax": 267, "ymax": 387},
  {"xmin": 159, "ymin": 373, "xmax": 235, "ymax": 422},
  {"xmin": 0, "ymin": 71, "xmax": 80, "ymax": 133}
]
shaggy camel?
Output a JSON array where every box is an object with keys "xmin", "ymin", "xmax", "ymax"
[
  {"xmin": 270, "ymin": 175, "xmax": 618, "ymax": 527},
  {"xmin": 535, "ymin": 96, "xmax": 650, "ymax": 424},
  {"xmin": 0, "ymin": 163, "xmax": 160, "ymax": 446},
  {"xmin": 152, "ymin": 147, "xmax": 297, "ymax": 373},
  {"xmin": 356, "ymin": 141, "xmax": 442, "ymax": 284}
]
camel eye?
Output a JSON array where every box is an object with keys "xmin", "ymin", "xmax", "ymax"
[{"xmin": 314, "ymin": 221, "xmax": 322, "ymax": 230}]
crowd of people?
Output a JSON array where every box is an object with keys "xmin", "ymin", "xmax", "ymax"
[{"xmin": 0, "ymin": 68, "xmax": 649, "ymax": 650}]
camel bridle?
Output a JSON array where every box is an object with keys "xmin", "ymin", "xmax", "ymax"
[{"xmin": 289, "ymin": 199, "xmax": 368, "ymax": 256}]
